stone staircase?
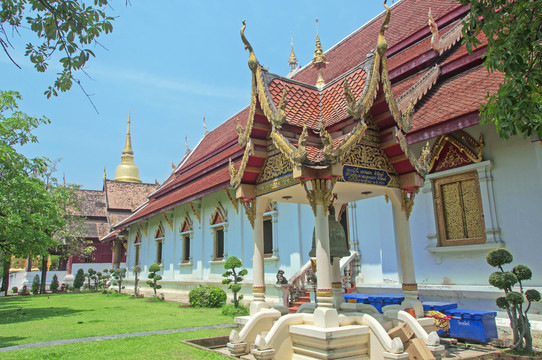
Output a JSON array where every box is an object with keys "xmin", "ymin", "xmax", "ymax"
[{"xmin": 289, "ymin": 291, "xmax": 311, "ymax": 313}]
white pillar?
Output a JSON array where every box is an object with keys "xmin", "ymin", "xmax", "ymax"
[
  {"xmin": 315, "ymin": 203, "xmax": 333, "ymax": 307},
  {"xmin": 331, "ymin": 257, "xmax": 344, "ymax": 308},
  {"xmin": 389, "ymin": 189, "xmax": 423, "ymax": 317},
  {"xmin": 250, "ymin": 197, "xmax": 269, "ymax": 315}
]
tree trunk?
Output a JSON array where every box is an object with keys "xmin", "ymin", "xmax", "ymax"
[
  {"xmin": 40, "ymin": 257, "xmax": 48, "ymax": 294},
  {"xmin": 1, "ymin": 256, "xmax": 11, "ymax": 296}
]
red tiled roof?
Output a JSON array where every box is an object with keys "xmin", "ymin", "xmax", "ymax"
[
  {"xmin": 266, "ymin": 66, "xmax": 367, "ymax": 130},
  {"xmin": 292, "ymin": 0, "xmax": 462, "ymax": 85},
  {"xmin": 410, "ymin": 65, "xmax": 503, "ymax": 132}
]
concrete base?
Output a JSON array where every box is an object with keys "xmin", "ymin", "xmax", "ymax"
[{"xmin": 250, "ymin": 301, "xmax": 270, "ymax": 316}]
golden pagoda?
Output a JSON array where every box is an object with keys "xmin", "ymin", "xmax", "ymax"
[{"xmin": 114, "ymin": 113, "xmax": 142, "ymax": 183}]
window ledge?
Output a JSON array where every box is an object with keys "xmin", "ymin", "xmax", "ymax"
[
  {"xmin": 427, "ymin": 242, "xmax": 503, "ymax": 255},
  {"xmin": 209, "ymin": 260, "xmax": 226, "ymax": 265},
  {"xmin": 179, "ymin": 262, "xmax": 193, "ymax": 268},
  {"xmin": 264, "ymin": 256, "xmax": 280, "ymax": 262}
]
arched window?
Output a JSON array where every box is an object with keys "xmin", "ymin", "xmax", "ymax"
[
  {"xmin": 210, "ymin": 202, "xmax": 228, "ymax": 261},
  {"xmin": 179, "ymin": 214, "xmax": 193, "ymax": 264}
]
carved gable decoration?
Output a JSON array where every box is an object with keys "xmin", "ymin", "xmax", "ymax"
[
  {"xmin": 180, "ymin": 212, "xmax": 193, "ymax": 233},
  {"xmin": 429, "ymin": 131, "xmax": 484, "ymax": 173},
  {"xmin": 265, "ymin": 200, "xmax": 277, "ymax": 213},
  {"xmin": 155, "ymin": 222, "xmax": 165, "ymax": 239},
  {"xmin": 256, "ymin": 152, "xmax": 293, "ymax": 184},
  {"xmin": 210, "ymin": 201, "xmax": 227, "ymax": 225}
]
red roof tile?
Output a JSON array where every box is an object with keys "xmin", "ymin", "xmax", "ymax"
[
  {"xmin": 410, "ymin": 65, "xmax": 503, "ymax": 132},
  {"xmin": 292, "ymin": 0, "xmax": 461, "ymax": 86}
]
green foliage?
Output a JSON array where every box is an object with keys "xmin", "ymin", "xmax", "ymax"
[
  {"xmin": 460, "ymin": 0, "xmax": 542, "ymax": 140},
  {"xmin": 73, "ymin": 268, "xmax": 85, "ymax": 290},
  {"xmin": 11, "ymin": 286, "xmax": 18, "ymax": 293},
  {"xmin": 31, "ymin": 274, "xmax": 40, "ymax": 294},
  {"xmin": 50, "ymin": 274, "xmax": 59, "ymax": 293},
  {"xmin": 146, "ymin": 264, "xmax": 162, "ymax": 297},
  {"xmin": 489, "ymin": 271, "xmax": 517, "ymax": 291},
  {"xmin": 221, "ymin": 303, "xmax": 249, "ymax": 317},
  {"xmin": 525, "ymin": 289, "xmax": 541, "ymax": 303},
  {"xmin": 487, "ymin": 248, "xmax": 513, "ymax": 268},
  {"xmin": 221, "ymin": 256, "xmax": 247, "ymax": 308},
  {"xmin": 0, "ymin": 0, "xmax": 115, "ymax": 98},
  {"xmin": 111, "ymin": 268, "xmax": 127, "ymax": 294},
  {"xmin": 486, "ymin": 249, "xmax": 541, "ymax": 352},
  {"xmin": 98, "ymin": 269, "xmax": 110, "ymax": 293},
  {"xmin": 189, "ymin": 286, "xmax": 227, "ymax": 308},
  {"xmin": 496, "ymin": 296, "xmax": 509, "ymax": 309},
  {"xmin": 513, "ymin": 264, "xmax": 532, "ymax": 281}
]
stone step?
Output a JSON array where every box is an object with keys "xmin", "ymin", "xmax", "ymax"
[
  {"xmin": 297, "ymin": 296, "xmax": 310, "ymax": 302},
  {"xmin": 292, "ymin": 345, "xmax": 369, "ymax": 360}
]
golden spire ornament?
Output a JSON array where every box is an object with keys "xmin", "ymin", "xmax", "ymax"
[
  {"xmin": 312, "ymin": 18, "xmax": 328, "ymax": 87},
  {"xmin": 114, "ymin": 112, "xmax": 142, "ymax": 183}
]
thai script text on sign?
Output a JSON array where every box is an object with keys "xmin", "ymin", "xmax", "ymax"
[{"xmin": 343, "ymin": 165, "xmax": 391, "ymax": 186}]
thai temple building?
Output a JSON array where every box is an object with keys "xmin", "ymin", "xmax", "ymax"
[
  {"xmin": 7, "ymin": 115, "xmax": 157, "ymax": 290},
  {"xmin": 107, "ymin": 0, "xmax": 541, "ymax": 356}
]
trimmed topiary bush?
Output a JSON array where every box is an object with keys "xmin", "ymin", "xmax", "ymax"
[
  {"xmin": 31, "ymin": 274, "xmax": 40, "ymax": 295},
  {"xmin": 189, "ymin": 285, "xmax": 227, "ymax": 308},
  {"xmin": 146, "ymin": 264, "xmax": 162, "ymax": 297},
  {"xmin": 73, "ymin": 269, "xmax": 85, "ymax": 290},
  {"xmin": 111, "ymin": 268, "xmax": 126, "ymax": 294},
  {"xmin": 50, "ymin": 274, "xmax": 59, "ymax": 293},
  {"xmin": 222, "ymin": 256, "xmax": 248, "ymax": 308},
  {"xmin": 132, "ymin": 265, "xmax": 142, "ymax": 297},
  {"xmin": 486, "ymin": 248, "xmax": 541, "ymax": 352}
]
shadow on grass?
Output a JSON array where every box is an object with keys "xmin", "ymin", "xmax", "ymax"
[
  {"xmin": 0, "ymin": 306, "xmax": 84, "ymax": 325},
  {"xmin": 0, "ymin": 336, "xmax": 28, "ymax": 348}
]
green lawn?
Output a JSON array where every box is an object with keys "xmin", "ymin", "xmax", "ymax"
[
  {"xmin": 2, "ymin": 329, "xmax": 232, "ymax": 360},
  {"xmin": 0, "ymin": 292, "xmax": 234, "ymax": 347}
]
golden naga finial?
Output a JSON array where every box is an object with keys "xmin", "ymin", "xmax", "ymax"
[
  {"xmin": 377, "ymin": 1, "xmax": 391, "ymax": 56},
  {"xmin": 241, "ymin": 20, "xmax": 258, "ymax": 72},
  {"xmin": 428, "ymin": 9, "xmax": 438, "ymax": 35},
  {"xmin": 171, "ymin": 161, "xmax": 176, "ymax": 172},
  {"xmin": 288, "ymin": 32, "xmax": 298, "ymax": 71},
  {"xmin": 312, "ymin": 18, "xmax": 328, "ymax": 66}
]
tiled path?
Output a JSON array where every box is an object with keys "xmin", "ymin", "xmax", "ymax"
[{"xmin": 0, "ymin": 323, "xmax": 236, "ymax": 352}]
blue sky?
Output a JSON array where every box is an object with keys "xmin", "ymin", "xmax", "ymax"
[{"xmin": 2, "ymin": 1, "xmax": 387, "ymax": 189}]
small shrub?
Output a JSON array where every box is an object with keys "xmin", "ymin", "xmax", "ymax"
[
  {"xmin": 189, "ymin": 285, "xmax": 226, "ymax": 308},
  {"xmin": 73, "ymin": 269, "xmax": 85, "ymax": 290},
  {"xmin": 20, "ymin": 285, "xmax": 29, "ymax": 295},
  {"xmin": 146, "ymin": 264, "xmax": 162, "ymax": 297},
  {"xmin": 31, "ymin": 274, "xmax": 40, "ymax": 295},
  {"xmin": 50, "ymin": 274, "xmax": 59, "ymax": 293},
  {"xmin": 11, "ymin": 287, "xmax": 18, "ymax": 294},
  {"xmin": 221, "ymin": 303, "xmax": 249, "ymax": 317},
  {"xmin": 98, "ymin": 269, "xmax": 110, "ymax": 292},
  {"xmin": 111, "ymin": 268, "xmax": 127, "ymax": 293},
  {"xmin": 221, "ymin": 256, "xmax": 248, "ymax": 308}
]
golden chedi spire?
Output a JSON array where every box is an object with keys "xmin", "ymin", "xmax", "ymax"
[
  {"xmin": 288, "ymin": 33, "xmax": 298, "ymax": 71},
  {"xmin": 114, "ymin": 113, "xmax": 142, "ymax": 183},
  {"xmin": 312, "ymin": 18, "xmax": 328, "ymax": 87}
]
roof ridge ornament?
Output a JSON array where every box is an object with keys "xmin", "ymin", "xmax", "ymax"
[
  {"xmin": 377, "ymin": 1, "xmax": 391, "ymax": 56},
  {"xmin": 428, "ymin": 8, "xmax": 467, "ymax": 55},
  {"xmin": 185, "ymin": 136, "xmax": 191, "ymax": 155},
  {"xmin": 288, "ymin": 32, "xmax": 298, "ymax": 71},
  {"xmin": 203, "ymin": 116, "xmax": 209, "ymax": 136},
  {"xmin": 241, "ymin": 20, "xmax": 258, "ymax": 73},
  {"xmin": 312, "ymin": 18, "xmax": 329, "ymax": 87}
]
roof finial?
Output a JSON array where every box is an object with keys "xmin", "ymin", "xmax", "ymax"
[
  {"xmin": 172, "ymin": 161, "xmax": 176, "ymax": 173},
  {"xmin": 185, "ymin": 136, "xmax": 191, "ymax": 155},
  {"xmin": 103, "ymin": 166, "xmax": 107, "ymax": 181},
  {"xmin": 122, "ymin": 112, "xmax": 134, "ymax": 155},
  {"xmin": 312, "ymin": 18, "xmax": 328, "ymax": 87},
  {"xmin": 288, "ymin": 32, "xmax": 298, "ymax": 71},
  {"xmin": 377, "ymin": 1, "xmax": 391, "ymax": 56},
  {"xmin": 203, "ymin": 116, "xmax": 209, "ymax": 136}
]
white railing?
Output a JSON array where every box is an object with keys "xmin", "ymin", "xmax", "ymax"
[{"xmin": 283, "ymin": 260, "xmax": 313, "ymax": 307}]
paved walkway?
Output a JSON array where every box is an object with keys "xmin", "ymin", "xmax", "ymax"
[{"xmin": 0, "ymin": 323, "xmax": 236, "ymax": 352}]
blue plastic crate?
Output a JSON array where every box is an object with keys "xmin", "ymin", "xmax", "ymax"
[
  {"xmin": 444, "ymin": 308, "xmax": 498, "ymax": 343},
  {"xmin": 342, "ymin": 293, "xmax": 370, "ymax": 304},
  {"xmin": 368, "ymin": 294, "xmax": 404, "ymax": 313},
  {"xmin": 423, "ymin": 301, "xmax": 458, "ymax": 312}
]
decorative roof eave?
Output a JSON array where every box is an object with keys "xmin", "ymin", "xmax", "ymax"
[
  {"xmin": 229, "ymin": 142, "xmax": 251, "ymax": 188},
  {"xmin": 269, "ymin": 125, "xmax": 308, "ymax": 168},
  {"xmin": 429, "ymin": 9, "xmax": 468, "ymax": 55},
  {"xmin": 396, "ymin": 64, "xmax": 441, "ymax": 113}
]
